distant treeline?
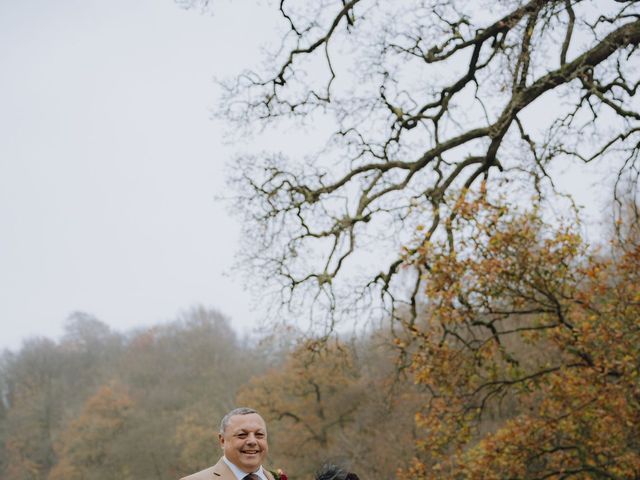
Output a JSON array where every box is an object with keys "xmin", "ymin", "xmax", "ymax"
[
  {"xmin": 5, "ymin": 204, "xmax": 639, "ymax": 480},
  {"xmin": 0, "ymin": 307, "xmax": 419, "ymax": 480}
]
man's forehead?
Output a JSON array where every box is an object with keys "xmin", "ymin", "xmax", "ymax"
[{"xmin": 227, "ymin": 413, "xmax": 266, "ymax": 430}]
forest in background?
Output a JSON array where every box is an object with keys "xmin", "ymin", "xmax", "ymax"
[{"xmin": 0, "ymin": 306, "xmax": 424, "ymax": 480}]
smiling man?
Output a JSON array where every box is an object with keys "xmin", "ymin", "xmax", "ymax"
[{"xmin": 180, "ymin": 408, "xmax": 275, "ymax": 480}]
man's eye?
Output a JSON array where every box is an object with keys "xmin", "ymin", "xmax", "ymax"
[
  {"xmin": 237, "ymin": 434, "xmax": 247, "ymax": 438},
  {"xmin": 256, "ymin": 433, "xmax": 264, "ymax": 438}
]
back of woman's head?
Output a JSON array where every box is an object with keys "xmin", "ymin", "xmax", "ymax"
[{"xmin": 314, "ymin": 464, "xmax": 360, "ymax": 480}]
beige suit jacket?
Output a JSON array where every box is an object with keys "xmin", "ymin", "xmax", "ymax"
[{"xmin": 180, "ymin": 457, "xmax": 275, "ymax": 480}]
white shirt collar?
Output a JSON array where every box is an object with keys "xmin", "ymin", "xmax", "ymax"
[{"xmin": 222, "ymin": 456, "xmax": 268, "ymax": 480}]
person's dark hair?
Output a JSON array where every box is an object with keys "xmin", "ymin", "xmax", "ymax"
[
  {"xmin": 219, "ymin": 407, "xmax": 259, "ymax": 434},
  {"xmin": 315, "ymin": 464, "xmax": 360, "ymax": 480}
]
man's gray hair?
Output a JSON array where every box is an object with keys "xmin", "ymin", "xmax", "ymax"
[{"xmin": 219, "ymin": 407, "xmax": 259, "ymax": 434}]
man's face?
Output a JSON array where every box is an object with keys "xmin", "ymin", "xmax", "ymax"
[{"xmin": 219, "ymin": 413, "xmax": 269, "ymax": 473}]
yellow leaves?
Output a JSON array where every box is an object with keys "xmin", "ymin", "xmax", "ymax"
[
  {"xmin": 236, "ymin": 338, "xmax": 380, "ymax": 476},
  {"xmin": 393, "ymin": 337, "xmax": 408, "ymax": 349},
  {"xmin": 174, "ymin": 407, "xmax": 219, "ymax": 471},
  {"xmin": 399, "ymin": 191, "xmax": 640, "ymax": 479},
  {"xmin": 48, "ymin": 382, "xmax": 134, "ymax": 480}
]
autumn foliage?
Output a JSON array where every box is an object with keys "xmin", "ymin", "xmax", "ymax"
[
  {"xmin": 399, "ymin": 192, "xmax": 640, "ymax": 479},
  {"xmin": 237, "ymin": 337, "xmax": 423, "ymax": 479},
  {"xmin": 48, "ymin": 383, "xmax": 133, "ymax": 480},
  {"xmin": 0, "ymin": 308, "xmax": 261, "ymax": 480}
]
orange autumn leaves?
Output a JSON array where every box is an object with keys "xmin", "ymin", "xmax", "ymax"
[
  {"xmin": 49, "ymin": 384, "xmax": 133, "ymax": 480},
  {"xmin": 235, "ymin": 190, "xmax": 640, "ymax": 479},
  {"xmin": 236, "ymin": 337, "xmax": 423, "ymax": 479},
  {"xmin": 401, "ymin": 192, "xmax": 640, "ymax": 479}
]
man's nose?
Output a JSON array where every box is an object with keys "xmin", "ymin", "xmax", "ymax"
[{"xmin": 245, "ymin": 433, "xmax": 258, "ymax": 444}]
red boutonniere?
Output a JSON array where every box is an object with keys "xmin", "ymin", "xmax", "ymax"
[{"xmin": 269, "ymin": 468, "xmax": 288, "ymax": 480}]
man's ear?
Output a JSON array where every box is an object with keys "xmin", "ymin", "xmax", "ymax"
[{"xmin": 218, "ymin": 433, "xmax": 224, "ymax": 448}]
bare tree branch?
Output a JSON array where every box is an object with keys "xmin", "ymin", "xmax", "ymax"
[{"xmin": 224, "ymin": 0, "xmax": 640, "ymax": 329}]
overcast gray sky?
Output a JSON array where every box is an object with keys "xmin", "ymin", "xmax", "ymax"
[
  {"xmin": 0, "ymin": 0, "xmax": 282, "ymax": 350},
  {"xmin": 1, "ymin": 0, "xmax": 616, "ymax": 352}
]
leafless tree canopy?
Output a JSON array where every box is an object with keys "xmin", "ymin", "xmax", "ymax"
[{"xmin": 224, "ymin": 0, "xmax": 640, "ymax": 326}]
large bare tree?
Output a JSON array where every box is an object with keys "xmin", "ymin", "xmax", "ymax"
[{"xmin": 221, "ymin": 0, "xmax": 640, "ymax": 327}]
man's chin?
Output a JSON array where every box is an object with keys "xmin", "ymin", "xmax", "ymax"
[{"xmin": 239, "ymin": 454, "xmax": 263, "ymax": 469}]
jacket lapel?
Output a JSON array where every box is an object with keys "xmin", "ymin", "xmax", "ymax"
[
  {"xmin": 211, "ymin": 458, "xmax": 235, "ymax": 480},
  {"xmin": 210, "ymin": 457, "xmax": 276, "ymax": 480}
]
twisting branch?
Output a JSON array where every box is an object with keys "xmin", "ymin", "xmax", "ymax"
[{"xmin": 223, "ymin": 0, "xmax": 640, "ymax": 329}]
